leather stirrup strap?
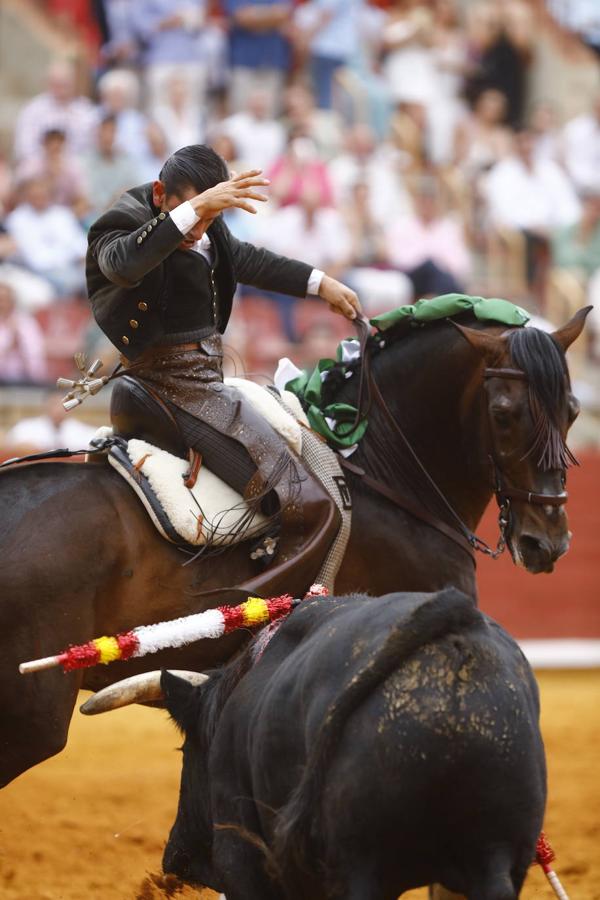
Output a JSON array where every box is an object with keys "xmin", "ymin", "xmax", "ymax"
[{"xmin": 184, "ymin": 450, "xmax": 203, "ymax": 489}]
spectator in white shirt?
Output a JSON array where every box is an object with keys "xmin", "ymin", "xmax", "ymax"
[
  {"xmin": 219, "ymin": 88, "xmax": 286, "ymax": 170},
  {"xmin": 5, "ymin": 178, "xmax": 87, "ymax": 299},
  {"xmin": 0, "ymin": 225, "xmax": 56, "ymax": 312},
  {"xmin": 255, "ymin": 186, "xmax": 352, "ymax": 339},
  {"xmin": 0, "ymin": 281, "xmax": 47, "ymax": 385},
  {"xmin": 328, "ymin": 123, "xmax": 412, "ymax": 226},
  {"xmin": 530, "ymin": 100, "xmax": 562, "ymax": 165},
  {"xmin": 484, "ymin": 129, "xmax": 581, "ymax": 234},
  {"xmin": 13, "ymin": 60, "xmax": 97, "ymax": 162},
  {"xmin": 153, "ymin": 73, "xmax": 205, "ymax": 155},
  {"xmin": 562, "ymin": 95, "xmax": 600, "ymax": 195},
  {"xmin": 484, "ymin": 128, "xmax": 581, "ymax": 289},
  {"xmin": 3, "ymin": 393, "xmax": 97, "ymax": 454},
  {"xmin": 97, "ymin": 69, "xmax": 152, "ymax": 164}
]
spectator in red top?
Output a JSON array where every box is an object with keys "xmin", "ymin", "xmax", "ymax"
[{"xmin": 385, "ymin": 175, "xmax": 471, "ymax": 297}]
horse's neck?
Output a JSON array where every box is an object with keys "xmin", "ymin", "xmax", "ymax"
[{"xmin": 354, "ymin": 326, "xmax": 492, "ymax": 531}]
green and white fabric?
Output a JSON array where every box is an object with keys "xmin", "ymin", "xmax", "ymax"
[{"xmin": 285, "ymin": 294, "xmax": 530, "ymax": 451}]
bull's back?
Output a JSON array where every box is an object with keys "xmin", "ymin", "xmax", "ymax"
[
  {"xmin": 215, "ymin": 591, "xmax": 545, "ymax": 897},
  {"xmin": 319, "ymin": 616, "xmax": 545, "ymax": 893}
]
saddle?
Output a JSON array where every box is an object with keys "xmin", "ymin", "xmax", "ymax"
[
  {"xmin": 101, "ymin": 374, "xmax": 352, "ymax": 593},
  {"xmin": 106, "ymin": 375, "xmax": 302, "ymax": 544}
]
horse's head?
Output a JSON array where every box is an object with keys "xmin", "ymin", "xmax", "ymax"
[{"xmin": 456, "ymin": 307, "xmax": 590, "ymax": 574}]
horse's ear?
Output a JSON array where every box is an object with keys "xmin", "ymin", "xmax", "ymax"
[
  {"xmin": 451, "ymin": 322, "xmax": 508, "ymax": 364},
  {"xmin": 551, "ymin": 306, "xmax": 593, "ymax": 352}
]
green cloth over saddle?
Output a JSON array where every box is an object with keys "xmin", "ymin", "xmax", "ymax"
[
  {"xmin": 286, "ymin": 294, "xmax": 530, "ymax": 450},
  {"xmin": 370, "ymin": 293, "xmax": 530, "ymax": 331}
]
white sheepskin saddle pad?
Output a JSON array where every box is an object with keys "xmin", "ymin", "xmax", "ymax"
[{"xmin": 104, "ymin": 380, "xmax": 308, "ymax": 547}]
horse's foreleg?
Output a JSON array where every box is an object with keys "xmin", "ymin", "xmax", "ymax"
[
  {"xmin": 0, "ymin": 665, "xmax": 82, "ymax": 787},
  {"xmin": 0, "ymin": 586, "xmax": 91, "ymax": 788}
]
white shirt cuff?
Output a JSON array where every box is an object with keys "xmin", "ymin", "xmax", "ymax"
[
  {"xmin": 307, "ymin": 268, "xmax": 324, "ymax": 296},
  {"xmin": 169, "ymin": 200, "xmax": 200, "ymax": 235}
]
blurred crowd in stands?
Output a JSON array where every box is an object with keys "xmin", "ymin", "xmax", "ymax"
[{"xmin": 1, "ymin": 0, "xmax": 600, "ymax": 405}]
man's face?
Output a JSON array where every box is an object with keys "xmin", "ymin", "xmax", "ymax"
[{"xmin": 152, "ymin": 181, "xmax": 214, "ymax": 250}]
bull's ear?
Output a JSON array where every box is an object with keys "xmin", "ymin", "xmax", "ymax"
[
  {"xmin": 551, "ymin": 306, "xmax": 593, "ymax": 352},
  {"xmin": 452, "ymin": 322, "xmax": 508, "ymax": 364},
  {"xmin": 161, "ymin": 670, "xmax": 208, "ymax": 732}
]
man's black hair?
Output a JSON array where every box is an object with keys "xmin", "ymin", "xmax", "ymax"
[{"xmin": 159, "ymin": 144, "xmax": 229, "ymax": 197}]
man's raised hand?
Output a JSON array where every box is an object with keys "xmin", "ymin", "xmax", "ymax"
[{"xmin": 190, "ymin": 170, "xmax": 270, "ymax": 222}]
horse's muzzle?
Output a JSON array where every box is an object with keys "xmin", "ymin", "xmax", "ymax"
[{"xmin": 516, "ymin": 532, "xmax": 570, "ymax": 574}]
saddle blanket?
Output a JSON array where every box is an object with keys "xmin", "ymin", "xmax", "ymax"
[{"xmin": 101, "ymin": 379, "xmax": 309, "ymax": 548}]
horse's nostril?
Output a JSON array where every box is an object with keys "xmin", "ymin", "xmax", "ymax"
[
  {"xmin": 519, "ymin": 533, "xmax": 555, "ymax": 564},
  {"xmin": 520, "ymin": 534, "xmax": 545, "ymax": 554},
  {"xmin": 518, "ymin": 533, "xmax": 556, "ymax": 573}
]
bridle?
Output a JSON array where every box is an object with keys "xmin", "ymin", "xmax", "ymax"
[
  {"xmin": 481, "ymin": 364, "xmax": 569, "ymax": 560},
  {"xmin": 483, "ymin": 366, "xmax": 569, "ymax": 507},
  {"xmin": 340, "ymin": 319, "xmax": 569, "ymax": 564}
]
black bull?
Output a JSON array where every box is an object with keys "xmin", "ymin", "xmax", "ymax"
[{"xmin": 149, "ymin": 589, "xmax": 546, "ymax": 899}]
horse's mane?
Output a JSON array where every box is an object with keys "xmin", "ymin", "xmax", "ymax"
[{"xmin": 507, "ymin": 327, "xmax": 576, "ymax": 470}]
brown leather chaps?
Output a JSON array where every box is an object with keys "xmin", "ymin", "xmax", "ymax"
[{"xmin": 114, "ymin": 335, "xmax": 339, "ymax": 595}]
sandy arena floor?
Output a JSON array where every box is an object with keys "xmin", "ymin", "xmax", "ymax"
[{"xmin": 0, "ymin": 671, "xmax": 598, "ymax": 900}]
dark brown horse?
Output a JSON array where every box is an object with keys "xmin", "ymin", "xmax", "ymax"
[{"xmin": 0, "ymin": 307, "xmax": 588, "ymax": 787}]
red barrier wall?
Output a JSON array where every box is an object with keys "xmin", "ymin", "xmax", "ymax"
[{"xmin": 476, "ymin": 452, "xmax": 600, "ymax": 638}]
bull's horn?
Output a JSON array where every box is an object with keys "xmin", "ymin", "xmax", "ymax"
[{"xmin": 79, "ymin": 670, "xmax": 209, "ymax": 716}]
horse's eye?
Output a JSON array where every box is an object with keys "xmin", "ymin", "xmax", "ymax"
[{"xmin": 567, "ymin": 394, "xmax": 580, "ymax": 424}]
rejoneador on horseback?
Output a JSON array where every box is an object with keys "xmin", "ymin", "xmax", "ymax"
[{"xmin": 87, "ymin": 143, "xmax": 360, "ymax": 596}]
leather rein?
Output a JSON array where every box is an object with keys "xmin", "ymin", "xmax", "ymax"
[{"xmin": 340, "ymin": 319, "xmax": 568, "ymax": 565}]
